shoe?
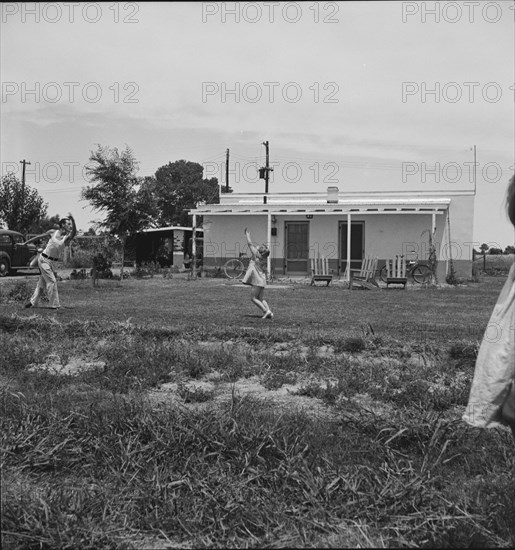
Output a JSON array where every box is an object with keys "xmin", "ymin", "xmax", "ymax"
[
  {"xmin": 24, "ymin": 302, "xmax": 32, "ymax": 308},
  {"xmin": 262, "ymin": 310, "xmax": 273, "ymax": 319}
]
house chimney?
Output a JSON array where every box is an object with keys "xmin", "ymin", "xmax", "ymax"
[{"xmin": 327, "ymin": 186, "xmax": 339, "ymax": 204}]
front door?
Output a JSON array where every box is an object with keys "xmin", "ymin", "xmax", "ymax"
[
  {"xmin": 285, "ymin": 221, "xmax": 309, "ymax": 275},
  {"xmin": 339, "ymin": 221, "xmax": 364, "ymax": 273}
]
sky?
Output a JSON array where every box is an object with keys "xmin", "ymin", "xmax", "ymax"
[{"xmin": 1, "ymin": 1, "xmax": 514, "ymax": 247}]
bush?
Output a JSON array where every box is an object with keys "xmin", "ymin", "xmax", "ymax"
[
  {"xmin": 69, "ymin": 269, "xmax": 88, "ymax": 280},
  {"xmin": 68, "ymin": 249, "xmax": 93, "ymax": 269},
  {"xmin": 91, "ymin": 254, "xmax": 113, "ymax": 279},
  {"xmin": 130, "ymin": 262, "xmax": 161, "ymax": 279}
]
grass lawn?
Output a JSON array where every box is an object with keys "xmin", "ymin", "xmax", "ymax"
[{"xmin": 1, "ymin": 274, "xmax": 514, "ymax": 548}]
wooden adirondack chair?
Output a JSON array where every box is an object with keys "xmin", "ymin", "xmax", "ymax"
[
  {"xmin": 310, "ymin": 256, "xmax": 333, "ymax": 286},
  {"xmin": 386, "ymin": 255, "xmax": 407, "ymax": 289},
  {"xmin": 348, "ymin": 256, "xmax": 379, "ymax": 290}
]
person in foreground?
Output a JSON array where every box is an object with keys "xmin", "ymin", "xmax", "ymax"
[
  {"xmin": 463, "ymin": 175, "xmax": 515, "ymax": 438},
  {"xmin": 23, "ymin": 214, "xmax": 77, "ymax": 310},
  {"xmin": 242, "ymin": 227, "xmax": 273, "ymax": 319}
]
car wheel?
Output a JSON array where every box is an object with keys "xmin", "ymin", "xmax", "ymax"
[{"xmin": 0, "ymin": 258, "xmax": 10, "ymax": 277}]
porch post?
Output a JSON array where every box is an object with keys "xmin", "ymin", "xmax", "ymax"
[
  {"xmin": 346, "ymin": 212, "xmax": 352, "ymax": 282},
  {"xmin": 192, "ymin": 214, "xmax": 197, "ymax": 279},
  {"xmin": 267, "ymin": 213, "xmax": 272, "ymax": 277},
  {"xmin": 443, "ymin": 209, "xmax": 449, "ymax": 277}
]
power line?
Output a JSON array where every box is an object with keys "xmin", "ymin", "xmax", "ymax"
[{"xmin": 200, "ymin": 151, "xmax": 226, "ymax": 162}]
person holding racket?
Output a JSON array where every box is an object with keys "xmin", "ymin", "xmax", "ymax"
[{"xmin": 23, "ymin": 214, "xmax": 77, "ymax": 310}]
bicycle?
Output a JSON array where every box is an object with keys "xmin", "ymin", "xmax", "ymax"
[
  {"xmin": 379, "ymin": 255, "xmax": 432, "ymax": 284},
  {"xmin": 223, "ymin": 253, "xmax": 274, "ymax": 281},
  {"xmin": 223, "ymin": 253, "xmax": 250, "ymax": 279}
]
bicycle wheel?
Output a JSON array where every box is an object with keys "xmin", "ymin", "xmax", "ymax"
[
  {"xmin": 412, "ymin": 264, "xmax": 432, "ymax": 284},
  {"xmin": 224, "ymin": 259, "xmax": 245, "ymax": 279},
  {"xmin": 379, "ymin": 265, "xmax": 388, "ymax": 283}
]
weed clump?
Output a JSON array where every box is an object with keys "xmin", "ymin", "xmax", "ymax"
[
  {"xmin": 261, "ymin": 369, "xmax": 297, "ymax": 390},
  {"xmin": 294, "ymin": 378, "xmax": 345, "ymax": 404},
  {"xmin": 177, "ymin": 382, "xmax": 215, "ymax": 403},
  {"xmin": 448, "ymin": 340, "xmax": 479, "ymax": 360},
  {"xmin": 336, "ymin": 336, "xmax": 366, "ymax": 353},
  {"xmin": 6, "ymin": 281, "xmax": 33, "ymax": 303}
]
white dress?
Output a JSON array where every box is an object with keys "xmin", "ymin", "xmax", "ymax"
[
  {"xmin": 242, "ymin": 255, "xmax": 267, "ymax": 288},
  {"xmin": 463, "ymin": 263, "xmax": 515, "ymax": 428}
]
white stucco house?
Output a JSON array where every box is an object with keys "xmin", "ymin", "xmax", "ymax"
[{"xmin": 189, "ymin": 186, "xmax": 475, "ymax": 281}]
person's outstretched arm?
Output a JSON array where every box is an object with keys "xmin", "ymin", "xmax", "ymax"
[
  {"xmin": 22, "ymin": 230, "xmax": 53, "ymax": 245},
  {"xmin": 244, "ymin": 228, "xmax": 259, "ymax": 258}
]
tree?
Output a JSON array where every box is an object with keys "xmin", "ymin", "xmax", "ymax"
[
  {"xmin": 142, "ymin": 160, "xmax": 219, "ymax": 227},
  {"xmin": 503, "ymin": 245, "xmax": 515, "ymax": 255},
  {"xmin": 479, "ymin": 243, "xmax": 489, "ymax": 271},
  {"xmin": 0, "ymin": 173, "xmax": 48, "ymax": 233},
  {"xmin": 81, "ymin": 145, "xmax": 156, "ymax": 279},
  {"xmin": 27, "ymin": 213, "xmax": 60, "ymax": 234}
]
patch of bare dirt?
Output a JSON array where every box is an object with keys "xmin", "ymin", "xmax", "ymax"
[
  {"xmin": 149, "ymin": 373, "xmax": 336, "ymax": 420},
  {"xmin": 13, "ymin": 341, "xmax": 417, "ymax": 424},
  {"xmin": 27, "ymin": 355, "xmax": 106, "ymax": 375}
]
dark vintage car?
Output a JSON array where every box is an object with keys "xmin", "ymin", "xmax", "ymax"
[{"xmin": 0, "ymin": 229, "xmax": 39, "ymax": 276}]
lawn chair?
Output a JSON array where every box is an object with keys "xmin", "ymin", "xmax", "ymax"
[
  {"xmin": 349, "ymin": 256, "xmax": 379, "ymax": 290},
  {"xmin": 310, "ymin": 255, "xmax": 333, "ymax": 286},
  {"xmin": 386, "ymin": 255, "xmax": 407, "ymax": 289}
]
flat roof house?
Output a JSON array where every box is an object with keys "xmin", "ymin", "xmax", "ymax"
[{"xmin": 189, "ymin": 187, "xmax": 475, "ymax": 281}]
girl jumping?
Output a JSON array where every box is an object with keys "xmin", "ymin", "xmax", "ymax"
[{"xmin": 242, "ymin": 227, "xmax": 273, "ymax": 319}]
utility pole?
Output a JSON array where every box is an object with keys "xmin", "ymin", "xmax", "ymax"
[
  {"xmin": 263, "ymin": 141, "xmax": 269, "ymax": 193},
  {"xmin": 19, "ymin": 159, "xmax": 31, "ymax": 215},
  {"xmin": 473, "ymin": 145, "xmax": 477, "ymax": 194},
  {"xmin": 259, "ymin": 141, "xmax": 273, "ymax": 204},
  {"xmin": 225, "ymin": 148, "xmax": 230, "ymax": 192}
]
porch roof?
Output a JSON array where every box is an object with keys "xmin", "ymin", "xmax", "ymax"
[
  {"xmin": 189, "ymin": 197, "xmax": 451, "ymax": 216},
  {"xmin": 141, "ymin": 226, "xmax": 204, "ymax": 233}
]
